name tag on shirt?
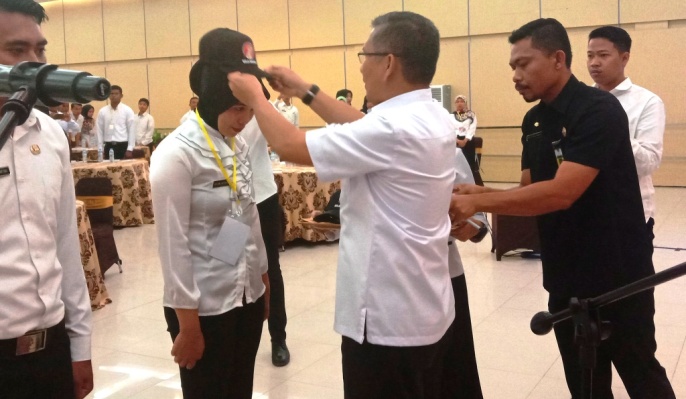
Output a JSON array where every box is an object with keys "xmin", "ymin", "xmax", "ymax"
[
  {"xmin": 0, "ymin": 167, "xmax": 9, "ymax": 177},
  {"xmin": 209, "ymin": 216, "xmax": 250, "ymax": 266},
  {"xmin": 213, "ymin": 179, "xmax": 230, "ymax": 188}
]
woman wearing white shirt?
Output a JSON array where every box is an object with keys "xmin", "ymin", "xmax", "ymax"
[
  {"xmin": 150, "ymin": 28, "xmax": 271, "ymax": 399},
  {"xmin": 452, "ymin": 95, "xmax": 481, "ymax": 184}
]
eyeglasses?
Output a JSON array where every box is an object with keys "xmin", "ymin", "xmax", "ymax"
[{"xmin": 357, "ymin": 52, "xmax": 400, "ymax": 63}]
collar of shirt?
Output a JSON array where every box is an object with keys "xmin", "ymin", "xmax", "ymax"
[
  {"xmin": 547, "ymin": 74, "xmax": 583, "ymax": 115},
  {"xmin": 177, "ymin": 112, "xmax": 245, "ymax": 158},
  {"xmin": 610, "ymin": 77, "xmax": 634, "ymax": 94},
  {"xmin": 12, "ymin": 110, "xmax": 42, "ymax": 142},
  {"xmin": 372, "ymin": 88, "xmax": 433, "ymax": 112}
]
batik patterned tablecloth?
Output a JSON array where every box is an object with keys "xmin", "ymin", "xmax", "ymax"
[
  {"xmin": 71, "ymin": 159, "xmax": 154, "ymax": 227},
  {"xmin": 75, "ymin": 200, "xmax": 111, "ymax": 310},
  {"xmin": 273, "ymin": 164, "xmax": 340, "ymax": 242}
]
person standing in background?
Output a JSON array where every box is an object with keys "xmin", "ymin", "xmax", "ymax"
[
  {"xmin": 135, "ymin": 97, "xmax": 155, "ymax": 154},
  {"xmin": 96, "ymin": 85, "xmax": 136, "ymax": 159},
  {"xmin": 70, "ymin": 103, "xmax": 83, "ymax": 128},
  {"xmin": 180, "ymin": 96, "xmax": 199, "ymax": 125},
  {"xmin": 587, "ymin": 25, "xmax": 665, "ymax": 243}
]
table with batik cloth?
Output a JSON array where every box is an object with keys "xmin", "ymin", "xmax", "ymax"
[
  {"xmin": 273, "ymin": 164, "xmax": 341, "ymax": 242},
  {"xmin": 75, "ymin": 200, "xmax": 111, "ymax": 310},
  {"xmin": 71, "ymin": 159, "xmax": 154, "ymax": 227},
  {"xmin": 72, "ymin": 145, "xmax": 151, "ymax": 162}
]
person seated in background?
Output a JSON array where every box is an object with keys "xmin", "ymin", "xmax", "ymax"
[
  {"xmin": 135, "ymin": 97, "xmax": 155, "ymax": 154},
  {"xmin": 180, "ymin": 96, "xmax": 199, "ymax": 124},
  {"xmin": 55, "ymin": 102, "xmax": 81, "ymax": 146},
  {"xmin": 451, "ymin": 94, "xmax": 481, "ymax": 184},
  {"xmin": 335, "ymin": 88, "xmax": 353, "ymax": 105}
]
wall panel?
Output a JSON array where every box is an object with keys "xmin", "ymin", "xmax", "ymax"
[
  {"xmin": 236, "ymin": 0, "xmax": 289, "ymax": 51},
  {"xmin": 254, "ymin": 50, "xmax": 291, "ymax": 101},
  {"xmin": 42, "ymin": 2, "xmax": 66, "ymax": 65},
  {"xmin": 343, "ymin": 0, "xmax": 401, "ymax": 45},
  {"xmin": 404, "ymin": 0, "xmax": 468, "ymax": 38},
  {"xmin": 470, "ymin": 0, "xmax": 539, "ymax": 36},
  {"xmin": 621, "ymin": 0, "xmax": 686, "ymax": 24},
  {"xmin": 189, "ymin": 0, "xmax": 237, "ymax": 56},
  {"xmin": 144, "ymin": 0, "xmax": 191, "ymax": 58},
  {"xmin": 433, "ymin": 37, "xmax": 469, "ymax": 109},
  {"xmin": 103, "ymin": 0, "xmax": 146, "ymax": 61},
  {"xmin": 148, "ymin": 58, "xmax": 195, "ymax": 129},
  {"xmin": 104, "ymin": 61, "xmax": 150, "ymax": 116},
  {"xmin": 290, "ymin": 48, "xmax": 346, "ymax": 127},
  {"xmin": 64, "ymin": 0, "xmax": 104, "ymax": 63},
  {"xmin": 470, "ymin": 34, "xmax": 530, "ymax": 128},
  {"xmin": 290, "ymin": 0, "xmax": 343, "ymax": 49},
  {"xmin": 343, "ymin": 45, "xmax": 365, "ymax": 109},
  {"xmin": 542, "ymin": 0, "xmax": 618, "ymax": 28}
]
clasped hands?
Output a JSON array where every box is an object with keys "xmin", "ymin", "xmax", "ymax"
[{"xmin": 449, "ymin": 184, "xmax": 486, "ymax": 241}]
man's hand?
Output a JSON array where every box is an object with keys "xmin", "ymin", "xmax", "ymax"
[
  {"xmin": 228, "ymin": 72, "xmax": 267, "ymax": 108},
  {"xmin": 124, "ymin": 150, "xmax": 133, "ymax": 159},
  {"xmin": 171, "ymin": 329, "xmax": 205, "ymax": 370},
  {"xmin": 263, "ymin": 66, "xmax": 310, "ymax": 99},
  {"xmin": 449, "ymin": 192, "xmax": 476, "ymax": 226},
  {"xmin": 451, "ymin": 220, "xmax": 480, "ymax": 242},
  {"xmin": 72, "ymin": 360, "xmax": 94, "ymax": 399},
  {"xmin": 456, "ymin": 138, "xmax": 468, "ymax": 148}
]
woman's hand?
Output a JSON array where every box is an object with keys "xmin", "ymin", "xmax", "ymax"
[{"xmin": 172, "ymin": 329, "xmax": 205, "ymax": 370}]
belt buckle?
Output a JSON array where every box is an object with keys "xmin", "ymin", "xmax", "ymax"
[{"xmin": 15, "ymin": 329, "xmax": 47, "ymax": 356}]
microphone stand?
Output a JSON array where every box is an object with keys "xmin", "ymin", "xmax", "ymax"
[
  {"xmin": 0, "ymin": 86, "xmax": 37, "ymax": 151},
  {"xmin": 530, "ymin": 261, "xmax": 686, "ymax": 399}
]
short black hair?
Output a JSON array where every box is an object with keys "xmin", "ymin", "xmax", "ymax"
[
  {"xmin": 70, "ymin": 103, "xmax": 82, "ymax": 109},
  {"xmin": 138, "ymin": 98, "xmax": 149, "ymax": 106},
  {"xmin": 335, "ymin": 89, "xmax": 351, "ymax": 98},
  {"xmin": 370, "ymin": 11, "xmax": 440, "ymax": 85},
  {"xmin": 509, "ymin": 18, "xmax": 572, "ymax": 68},
  {"xmin": 110, "ymin": 85, "xmax": 122, "ymax": 94},
  {"xmin": 0, "ymin": 0, "xmax": 47, "ymax": 24},
  {"xmin": 588, "ymin": 26, "xmax": 632, "ymax": 53}
]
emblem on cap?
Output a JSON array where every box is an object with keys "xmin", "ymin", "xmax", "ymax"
[
  {"xmin": 30, "ymin": 144, "xmax": 41, "ymax": 155},
  {"xmin": 242, "ymin": 42, "xmax": 257, "ymax": 65},
  {"xmin": 561, "ymin": 127, "xmax": 567, "ymax": 137},
  {"xmin": 534, "ymin": 122, "xmax": 539, "ymax": 127}
]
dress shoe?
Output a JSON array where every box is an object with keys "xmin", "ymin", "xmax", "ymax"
[{"xmin": 272, "ymin": 341, "xmax": 290, "ymax": 367}]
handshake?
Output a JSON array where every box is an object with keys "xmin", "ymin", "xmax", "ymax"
[{"xmin": 449, "ymin": 184, "xmax": 490, "ymax": 243}]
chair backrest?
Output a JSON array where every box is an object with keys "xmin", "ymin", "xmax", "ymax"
[
  {"xmin": 472, "ymin": 136, "xmax": 483, "ymax": 166},
  {"xmin": 132, "ymin": 148, "xmax": 146, "ymax": 159},
  {"xmin": 75, "ymin": 177, "xmax": 113, "ymax": 225}
]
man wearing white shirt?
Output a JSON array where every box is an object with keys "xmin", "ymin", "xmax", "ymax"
[
  {"xmin": 277, "ymin": 95, "xmax": 299, "ymax": 127},
  {"xmin": 96, "ymin": 84, "xmax": 136, "ymax": 159},
  {"xmin": 587, "ymin": 26, "xmax": 665, "ymax": 239},
  {"xmin": 180, "ymin": 96, "xmax": 199, "ymax": 125},
  {"xmin": 70, "ymin": 103, "xmax": 84, "ymax": 129},
  {"xmin": 135, "ymin": 97, "xmax": 155, "ymax": 153},
  {"xmin": 230, "ymin": 11, "xmax": 455, "ymax": 398},
  {"xmin": 0, "ymin": 1, "xmax": 93, "ymax": 398}
]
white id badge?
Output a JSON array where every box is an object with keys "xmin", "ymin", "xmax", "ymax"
[{"xmin": 209, "ymin": 216, "xmax": 251, "ymax": 266}]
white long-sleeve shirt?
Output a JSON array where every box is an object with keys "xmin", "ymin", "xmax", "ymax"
[
  {"xmin": 307, "ymin": 89, "xmax": 455, "ymax": 347},
  {"xmin": 96, "ymin": 103, "xmax": 136, "ymax": 151},
  {"xmin": 452, "ymin": 110, "xmax": 477, "ymax": 141},
  {"xmin": 609, "ymin": 78, "xmax": 665, "ymax": 221},
  {"xmin": 150, "ymin": 113, "xmax": 267, "ymax": 315},
  {"xmin": 0, "ymin": 109, "xmax": 92, "ymax": 361},
  {"xmin": 238, "ymin": 117, "xmax": 277, "ymax": 203},
  {"xmin": 135, "ymin": 112, "xmax": 155, "ymax": 146}
]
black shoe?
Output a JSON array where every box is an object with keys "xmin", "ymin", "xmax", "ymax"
[{"xmin": 272, "ymin": 341, "xmax": 290, "ymax": 367}]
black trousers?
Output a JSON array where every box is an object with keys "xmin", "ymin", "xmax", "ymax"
[
  {"xmin": 549, "ymin": 289, "xmax": 674, "ymax": 399},
  {"xmin": 104, "ymin": 141, "xmax": 128, "ymax": 160},
  {"xmin": 341, "ymin": 325, "xmax": 450, "ymax": 399},
  {"xmin": 257, "ymin": 193, "xmax": 287, "ymax": 343},
  {"xmin": 164, "ymin": 296, "xmax": 265, "ymax": 399},
  {"xmin": 0, "ymin": 320, "xmax": 74, "ymax": 399},
  {"xmin": 442, "ymin": 274, "xmax": 483, "ymax": 399}
]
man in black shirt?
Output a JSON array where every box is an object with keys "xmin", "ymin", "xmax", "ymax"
[{"xmin": 449, "ymin": 18, "xmax": 674, "ymax": 399}]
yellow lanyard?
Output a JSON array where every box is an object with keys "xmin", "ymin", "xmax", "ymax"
[{"xmin": 195, "ymin": 109, "xmax": 239, "ymax": 200}]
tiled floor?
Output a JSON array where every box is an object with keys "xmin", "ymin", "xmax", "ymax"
[{"xmin": 87, "ymin": 187, "xmax": 686, "ymax": 398}]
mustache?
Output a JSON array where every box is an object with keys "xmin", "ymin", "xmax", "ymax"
[{"xmin": 515, "ymin": 84, "xmax": 527, "ymax": 91}]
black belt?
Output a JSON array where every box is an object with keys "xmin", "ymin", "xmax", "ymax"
[{"xmin": 0, "ymin": 320, "xmax": 65, "ymax": 356}]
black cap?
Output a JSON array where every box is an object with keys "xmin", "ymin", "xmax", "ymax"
[{"xmin": 189, "ymin": 28, "xmax": 270, "ymax": 130}]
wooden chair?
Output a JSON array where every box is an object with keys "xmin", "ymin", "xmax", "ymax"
[
  {"xmin": 490, "ymin": 214, "xmax": 541, "ymax": 261},
  {"xmin": 75, "ymin": 177, "xmax": 123, "ymax": 275}
]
